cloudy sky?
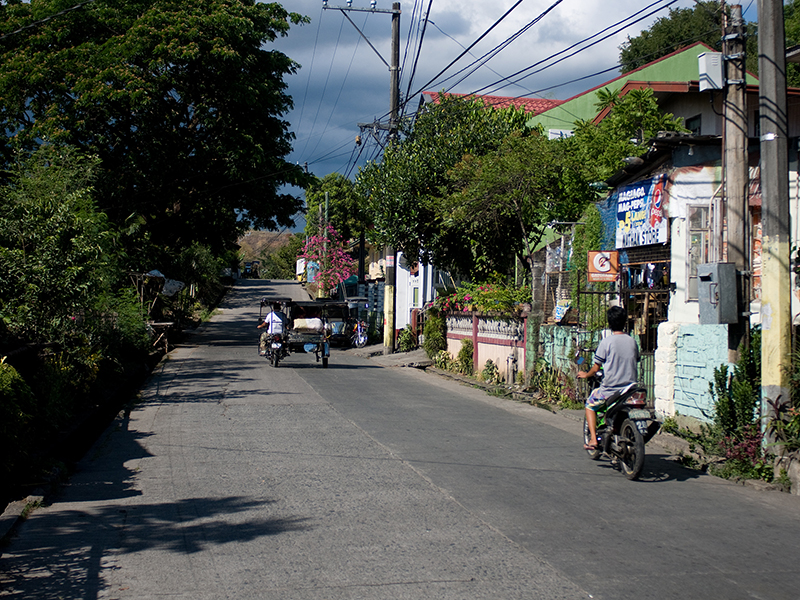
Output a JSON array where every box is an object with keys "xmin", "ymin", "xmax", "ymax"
[{"xmin": 271, "ymin": 0, "xmax": 757, "ymax": 228}]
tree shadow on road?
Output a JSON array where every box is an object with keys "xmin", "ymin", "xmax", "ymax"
[
  {"xmin": 0, "ymin": 409, "xmax": 312, "ymax": 599},
  {"xmin": 0, "ymin": 495, "xmax": 310, "ymax": 600}
]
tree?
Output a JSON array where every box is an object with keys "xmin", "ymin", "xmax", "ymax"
[
  {"xmin": 0, "ymin": 145, "xmax": 116, "ymax": 345},
  {"xmin": 356, "ymin": 94, "xmax": 529, "ymax": 269},
  {"xmin": 0, "ymin": 0, "xmax": 312, "ymax": 265},
  {"xmin": 784, "ymin": 1, "xmax": 800, "ymax": 87},
  {"xmin": 619, "ymin": 2, "xmax": 759, "ymax": 77},
  {"xmin": 304, "ymin": 173, "xmax": 367, "ymax": 243},
  {"xmin": 445, "ymin": 131, "xmax": 594, "ymax": 284},
  {"xmin": 572, "ymin": 87, "xmax": 686, "ymax": 182},
  {"xmin": 262, "ymin": 233, "xmax": 304, "ymax": 280},
  {"xmin": 300, "ymin": 225, "xmax": 356, "ymax": 297}
]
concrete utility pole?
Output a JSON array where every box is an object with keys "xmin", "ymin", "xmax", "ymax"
[
  {"xmin": 318, "ymin": 192, "xmax": 329, "ymax": 299},
  {"xmin": 757, "ymin": 0, "xmax": 791, "ymax": 438},
  {"xmin": 723, "ymin": 3, "xmax": 749, "ymax": 360},
  {"xmin": 385, "ymin": 2, "xmax": 400, "ymax": 355},
  {"xmin": 324, "ymin": 1, "xmax": 401, "ymax": 354}
]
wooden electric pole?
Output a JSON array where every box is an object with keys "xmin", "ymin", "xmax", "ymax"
[{"xmin": 757, "ymin": 0, "xmax": 791, "ymax": 439}]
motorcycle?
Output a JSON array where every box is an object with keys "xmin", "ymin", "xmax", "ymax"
[
  {"xmin": 582, "ymin": 370, "xmax": 661, "ymax": 480},
  {"xmin": 350, "ymin": 319, "xmax": 368, "ymax": 348},
  {"xmin": 265, "ymin": 333, "xmax": 288, "ymax": 368}
]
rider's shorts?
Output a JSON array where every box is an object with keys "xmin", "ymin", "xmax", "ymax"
[{"xmin": 585, "ymin": 388, "xmax": 608, "ymax": 411}]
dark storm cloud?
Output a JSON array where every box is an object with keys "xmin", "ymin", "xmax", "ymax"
[{"xmin": 272, "ymin": 0, "xmax": 706, "ymax": 187}]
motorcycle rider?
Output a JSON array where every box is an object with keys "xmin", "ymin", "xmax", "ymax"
[
  {"xmin": 258, "ymin": 302, "xmax": 287, "ymax": 356},
  {"xmin": 577, "ymin": 305, "xmax": 639, "ymax": 449}
]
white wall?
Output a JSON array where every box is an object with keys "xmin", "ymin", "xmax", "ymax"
[{"xmin": 665, "ymin": 164, "xmax": 722, "ymax": 323}]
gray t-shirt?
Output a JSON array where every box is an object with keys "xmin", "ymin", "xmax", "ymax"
[{"xmin": 593, "ymin": 332, "xmax": 639, "ymax": 392}]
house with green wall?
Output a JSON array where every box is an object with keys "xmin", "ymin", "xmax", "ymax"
[{"xmin": 527, "ymin": 42, "xmax": 759, "ymax": 138}]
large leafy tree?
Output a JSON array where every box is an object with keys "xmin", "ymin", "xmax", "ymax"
[
  {"xmin": 572, "ymin": 87, "xmax": 686, "ymax": 182},
  {"xmin": 0, "ymin": 0, "xmax": 311, "ymax": 265},
  {"xmin": 356, "ymin": 94, "xmax": 529, "ymax": 270},
  {"xmin": 445, "ymin": 132, "xmax": 594, "ymax": 282},
  {"xmin": 619, "ymin": 1, "xmax": 759, "ymax": 77}
]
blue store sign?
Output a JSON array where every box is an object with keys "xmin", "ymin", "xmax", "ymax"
[{"xmin": 615, "ymin": 174, "xmax": 668, "ymax": 248}]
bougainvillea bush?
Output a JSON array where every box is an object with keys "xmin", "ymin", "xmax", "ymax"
[
  {"xmin": 300, "ymin": 224, "xmax": 356, "ymax": 297},
  {"xmin": 434, "ymin": 282, "xmax": 530, "ymax": 314}
]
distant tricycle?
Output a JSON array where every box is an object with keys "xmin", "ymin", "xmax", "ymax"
[{"xmin": 258, "ymin": 298, "xmax": 351, "ymax": 368}]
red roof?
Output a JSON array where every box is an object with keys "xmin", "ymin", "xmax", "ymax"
[{"xmin": 422, "ymin": 91, "xmax": 563, "ymax": 115}]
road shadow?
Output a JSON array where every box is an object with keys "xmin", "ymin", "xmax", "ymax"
[
  {"xmin": 0, "ymin": 495, "xmax": 310, "ymax": 599},
  {"xmin": 587, "ymin": 451, "xmax": 706, "ymax": 483},
  {"xmin": 0, "ymin": 409, "xmax": 311, "ymax": 599}
]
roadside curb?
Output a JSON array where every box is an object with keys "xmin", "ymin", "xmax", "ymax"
[{"xmin": 0, "ymin": 493, "xmax": 43, "ymax": 548}]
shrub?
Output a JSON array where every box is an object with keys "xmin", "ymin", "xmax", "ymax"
[
  {"xmin": 397, "ymin": 325, "xmax": 417, "ymax": 352},
  {"xmin": 422, "ymin": 308, "xmax": 447, "ymax": 359},
  {"xmin": 530, "ymin": 359, "xmax": 580, "ymax": 407},
  {"xmin": 0, "ymin": 362, "xmax": 37, "ymax": 476},
  {"xmin": 433, "ymin": 350, "xmax": 452, "ymax": 370},
  {"xmin": 455, "ymin": 339, "xmax": 473, "ymax": 376},
  {"xmin": 481, "ymin": 359, "xmax": 501, "ymax": 384}
]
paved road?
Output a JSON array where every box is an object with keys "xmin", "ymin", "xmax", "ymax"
[{"xmin": 2, "ymin": 280, "xmax": 800, "ymax": 599}]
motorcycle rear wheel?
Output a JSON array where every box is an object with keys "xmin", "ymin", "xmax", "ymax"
[
  {"xmin": 583, "ymin": 418, "xmax": 601, "ymax": 460},
  {"xmin": 271, "ymin": 350, "xmax": 280, "ymax": 368},
  {"xmin": 618, "ymin": 418, "xmax": 645, "ymax": 480}
]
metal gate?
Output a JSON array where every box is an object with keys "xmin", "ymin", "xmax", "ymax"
[{"xmin": 575, "ymin": 263, "xmax": 671, "ymax": 405}]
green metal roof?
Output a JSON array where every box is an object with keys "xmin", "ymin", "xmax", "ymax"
[{"xmin": 527, "ymin": 42, "xmax": 758, "ymax": 132}]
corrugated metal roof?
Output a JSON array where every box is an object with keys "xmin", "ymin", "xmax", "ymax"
[{"xmin": 422, "ymin": 91, "xmax": 563, "ymax": 115}]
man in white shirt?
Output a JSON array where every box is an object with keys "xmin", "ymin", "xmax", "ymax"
[{"xmin": 258, "ymin": 303, "xmax": 286, "ymax": 355}]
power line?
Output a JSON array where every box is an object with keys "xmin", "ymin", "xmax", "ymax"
[
  {"xmin": 0, "ymin": 0, "xmax": 98, "ymax": 41},
  {"xmin": 375, "ymin": 0, "xmax": 673, "ymax": 127},
  {"xmin": 403, "ymin": 0, "xmax": 434, "ymax": 108},
  {"xmin": 307, "ymin": 12, "xmax": 370, "ymax": 160},
  {"xmin": 477, "ymin": 0, "xmax": 680, "ymax": 97},
  {"xmin": 430, "ymin": 0, "xmax": 567, "ymax": 94},
  {"xmin": 368, "ymin": 0, "xmax": 676, "ymax": 130},
  {"xmin": 400, "ymin": 0, "xmax": 422, "ymax": 82},
  {"xmin": 403, "ymin": 0, "xmax": 528, "ymax": 106},
  {"xmin": 294, "ymin": 4, "xmax": 326, "ymax": 159},
  {"xmin": 302, "ymin": 14, "xmax": 347, "ymax": 160}
]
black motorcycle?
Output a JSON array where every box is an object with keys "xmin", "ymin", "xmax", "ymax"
[
  {"xmin": 265, "ymin": 333, "xmax": 288, "ymax": 367},
  {"xmin": 582, "ymin": 372, "xmax": 660, "ymax": 480}
]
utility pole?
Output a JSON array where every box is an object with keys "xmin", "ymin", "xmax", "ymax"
[
  {"xmin": 757, "ymin": 0, "xmax": 791, "ymax": 440},
  {"xmin": 326, "ymin": 1, "xmax": 401, "ymax": 354},
  {"xmin": 318, "ymin": 192, "xmax": 329, "ymax": 299},
  {"xmin": 384, "ymin": 2, "xmax": 400, "ymax": 354},
  {"xmin": 722, "ymin": 3, "xmax": 749, "ymax": 360}
]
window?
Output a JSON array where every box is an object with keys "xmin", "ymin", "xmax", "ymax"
[
  {"xmin": 685, "ymin": 114, "xmax": 701, "ymax": 135},
  {"xmin": 687, "ymin": 205, "xmax": 711, "ymax": 300}
]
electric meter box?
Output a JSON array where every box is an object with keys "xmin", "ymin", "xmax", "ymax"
[
  {"xmin": 697, "ymin": 262, "xmax": 739, "ymax": 324},
  {"xmin": 698, "ymin": 52, "xmax": 724, "ymax": 91}
]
